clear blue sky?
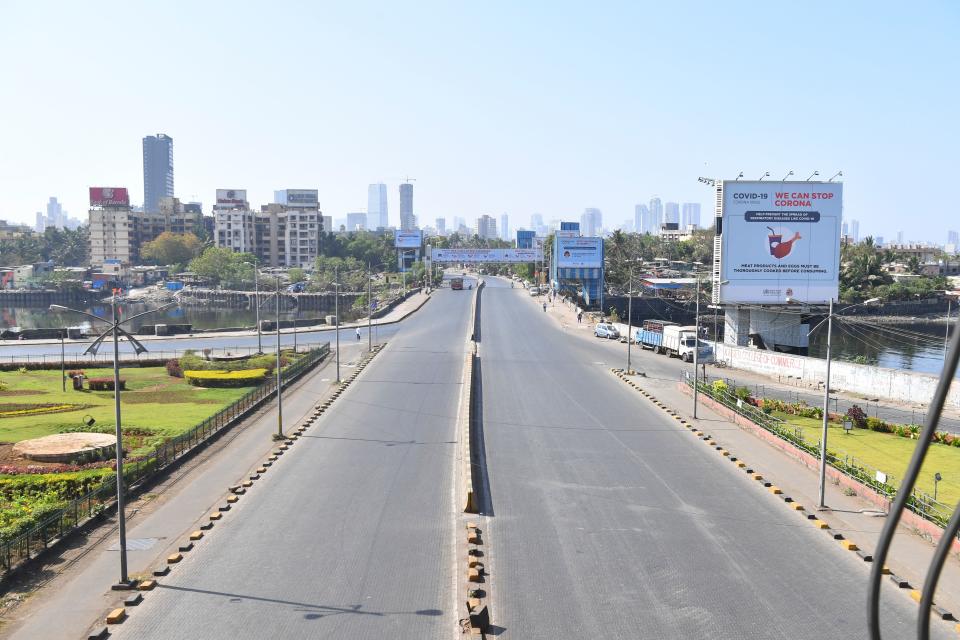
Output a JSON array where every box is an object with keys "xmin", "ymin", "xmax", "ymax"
[{"xmin": 1, "ymin": 1, "xmax": 957, "ymax": 242}]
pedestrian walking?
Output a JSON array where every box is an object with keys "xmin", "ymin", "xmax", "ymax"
[
  {"xmin": 577, "ymin": 310, "xmax": 583, "ymax": 323},
  {"xmin": 355, "ymin": 327, "xmax": 361, "ymax": 341},
  {"xmin": 542, "ymin": 302, "xmax": 547, "ymax": 312}
]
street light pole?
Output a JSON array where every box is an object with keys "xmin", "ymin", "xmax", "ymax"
[
  {"xmin": 367, "ymin": 262, "xmax": 372, "ymax": 351},
  {"xmin": 60, "ymin": 330, "xmax": 66, "ymax": 392},
  {"xmin": 275, "ymin": 276, "xmax": 283, "ymax": 437},
  {"xmin": 946, "ymin": 299, "xmax": 953, "ymax": 361},
  {"xmin": 626, "ymin": 269, "xmax": 633, "ymax": 374},
  {"xmin": 335, "ymin": 266, "xmax": 341, "ymax": 383},
  {"xmin": 818, "ymin": 297, "xmax": 834, "ymax": 509},
  {"xmin": 110, "ymin": 293, "xmax": 128, "ymax": 584},
  {"xmin": 693, "ymin": 270, "xmax": 702, "ymax": 419}
]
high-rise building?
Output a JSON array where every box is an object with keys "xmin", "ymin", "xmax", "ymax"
[
  {"xmin": 664, "ymin": 202, "xmax": 680, "ymax": 225},
  {"xmin": 436, "ymin": 217, "xmax": 446, "ymax": 235},
  {"xmin": 399, "ymin": 183, "xmax": 416, "ymax": 230},
  {"xmin": 142, "ymin": 134, "xmax": 174, "ymax": 213},
  {"xmin": 580, "ymin": 208, "xmax": 602, "ymax": 237},
  {"xmin": 850, "ymin": 219, "xmax": 860, "ymax": 242},
  {"xmin": 346, "ymin": 212, "xmax": 367, "ymax": 231},
  {"xmin": 517, "ymin": 229, "xmax": 536, "ymax": 249},
  {"xmin": 649, "ymin": 197, "xmax": 663, "ymax": 233},
  {"xmin": 949, "ymin": 230, "xmax": 960, "ymax": 246},
  {"xmin": 842, "ymin": 220, "xmax": 849, "ymax": 237},
  {"xmin": 897, "ymin": 230, "xmax": 904, "ymax": 244},
  {"xmin": 35, "ymin": 212, "xmax": 44, "ymax": 233},
  {"xmin": 681, "ymin": 203, "xmax": 701, "ymax": 229},
  {"xmin": 214, "ymin": 190, "xmax": 321, "ymax": 268},
  {"xmin": 500, "ymin": 213, "xmax": 509, "ymax": 241},
  {"xmin": 367, "ymin": 183, "xmax": 388, "ymax": 229},
  {"xmin": 46, "ymin": 197, "xmax": 63, "ymax": 228},
  {"xmin": 476, "ymin": 215, "xmax": 498, "ymax": 240}
]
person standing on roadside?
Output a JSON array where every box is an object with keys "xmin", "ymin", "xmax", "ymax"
[
  {"xmin": 543, "ymin": 301, "xmax": 547, "ymax": 312},
  {"xmin": 577, "ymin": 310, "xmax": 583, "ymax": 324},
  {"xmin": 355, "ymin": 327, "xmax": 361, "ymax": 341}
]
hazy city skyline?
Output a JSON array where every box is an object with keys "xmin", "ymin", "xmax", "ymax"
[{"xmin": 1, "ymin": 2, "xmax": 957, "ymax": 243}]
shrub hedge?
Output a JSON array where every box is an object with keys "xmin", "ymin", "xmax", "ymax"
[{"xmin": 87, "ymin": 378, "xmax": 126, "ymax": 391}]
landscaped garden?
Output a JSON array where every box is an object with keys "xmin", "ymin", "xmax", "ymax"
[
  {"xmin": 707, "ymin": 380, "xmax": 960, "ymax": 511},
  {"xmin": 0, "ymin": 348, "xmax": 306, "ymax": 546}
]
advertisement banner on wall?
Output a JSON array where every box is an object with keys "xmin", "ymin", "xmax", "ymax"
[
  {"xmin": 556, "ymin": 237, "xmax": 602, "ymax": 268},
  {"xmin": 89, "ymin": 187, "xmax": 130, "ymax": 207},
  {"xmin": 284, "ymin": 189, "xmax": 319, "ymax": 207},
  {"xmin": 720, "ymin": 181, "xmax": 841, "ymax": 304},
  {"xmin": 394, "ymin": 230, "xmax": 423, "ymax": 248},
  {"xmin": 432, "ymin": 248, "xmax": 542, "ymax": 263},
  {"xmin": 216, "ymin": 189, "xmax": 247, "ymax": 205}
]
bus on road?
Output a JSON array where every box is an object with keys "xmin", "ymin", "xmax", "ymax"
[{"xmin": 451, "ymin": 277, "xmax": 464, "ymax": 290}]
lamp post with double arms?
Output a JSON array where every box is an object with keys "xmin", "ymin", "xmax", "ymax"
[
  {"xmin": 243, "ymin": 259, "xmax": 262, "ymax": 354},
  {"xmin": 50, "ymin": 294, "xmax": 177, "ymax": 587}
]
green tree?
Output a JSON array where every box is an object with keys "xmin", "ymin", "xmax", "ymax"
[
  {"xmin": 287, "ymin": 267, "xmax": 305, "ymax": 284},
  {"xmin": 141, "ymin": 232, "xmax": 203, "ymax": 268},
  {"xmin": 188, "ymin": 247, "xmax": 255, "ymax": 288}
]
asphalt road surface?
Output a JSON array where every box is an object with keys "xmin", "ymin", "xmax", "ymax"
[
  {"xmin": 110, "ymin": 285, "xmax": 472, "ymax": 639},
  {"xmin": 478, "ymin": 276, "xmax": 948, "ymax": 639}
]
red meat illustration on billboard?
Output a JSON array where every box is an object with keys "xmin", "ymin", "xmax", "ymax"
[{"xmin": 767, "ymin": 226, "xmax": 801, "ymax": 259}]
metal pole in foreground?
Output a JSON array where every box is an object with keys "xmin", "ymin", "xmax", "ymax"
[
  {"xmin": 818, "ymin": 297, "xmax": 834, "ymax": 509},
  {"xmin": 275, "ymin": 277, "xmax": 283, "ymax": 437},
  {"xmin": 111, "ymin": 294, "xmax": 129, "ymax": 584},
  {"xmin": 335, "ymin": 266, "xmax": 341, "ymax": 383},
  {"xmin": 692, "ymin": 271, "xmax": 701, "ymax": 419},
  {"xmin": 946, "ymin": 299, "xmax": 953, "ymax": 361},
  {"xmin": 626, "ymin": 270, "xmax": 633, "ymax": 373}
]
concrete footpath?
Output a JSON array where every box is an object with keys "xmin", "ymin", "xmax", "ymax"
[
  {"xmin": 523, "ymin": 280, "xmax": 960, "ymax": 624},
  {"xmin": 0, "ymin": 341, "xmax": 371, "ymax": 640}
]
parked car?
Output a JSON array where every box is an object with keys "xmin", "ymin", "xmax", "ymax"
[
  {"xmin": 594, "ymin": 323, "xmax": 620, "ymax": 339},
  {"xmin": 528, "ymin": 286, "xmax": 540, "ymax": 296}
]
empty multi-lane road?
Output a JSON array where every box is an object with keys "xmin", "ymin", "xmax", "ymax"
[{"xmin": 97, "ymin": 276, "xmax": 946, "ymax": 639}]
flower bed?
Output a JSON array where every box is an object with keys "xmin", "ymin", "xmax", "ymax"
[
  {"xmin": 183, "ymin": 368, "xmax": 268, "ymax": 388},
  {"xmin": 0, "ymin": 403, "xmax": 86, "ymax": 418}
]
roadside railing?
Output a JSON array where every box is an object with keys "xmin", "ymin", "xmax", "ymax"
[
  {"xmin": 685, "ymin": 375, "xmax": 956, "ymax": 531},
  {"xmin": 0, "ymin": 342, "xmax": 330, "ymax": 580},
  {"xmin": 0, "ymin": 341, "xmax": 331, "ymax": 366}
]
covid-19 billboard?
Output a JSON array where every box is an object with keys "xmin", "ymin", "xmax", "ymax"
[
  {"xmin": 556, "ymin": 237, "xmax": 602, "ymax": 268},
  {"xmin": 394, "ymin": 230, "xmax": 423, "ymax": 248},
  {"xmin": 719, "ymin": 181, "xmax": 842, "ymax": 304}
]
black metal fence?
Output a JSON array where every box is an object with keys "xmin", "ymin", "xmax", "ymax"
[{"xmin": 0, "ymin": 343, "xmax": 330, "ymax": 579}]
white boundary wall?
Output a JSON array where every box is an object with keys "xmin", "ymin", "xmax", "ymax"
[{"xmin": 715, "ymin": 343, "xmax": 960, "ymax": 408}]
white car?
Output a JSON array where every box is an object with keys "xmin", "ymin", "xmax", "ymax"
[
  {"xmin": 594, "ymin": 323, "xmax": 620, "ymax": 339},
  {"xmin": 528, "ymin": 286, "xmax": 540, "ymax": 296}
]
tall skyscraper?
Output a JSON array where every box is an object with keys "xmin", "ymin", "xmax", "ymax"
[
  {"xmin": 399, "ymin": 182, "xmax": 416, "ymax": 230},
  {"xmin": 664, "ymin": 202, "xmax": 680, "ymax": 225},
  {"xmin": 367, "ymin": 183, "xmax": 388, "ymax": 229},
  {"xmin": 634, "ymin": 204, "xmax": 645, "ymax": 234},
  {"xmin": 948, "ymin": 230, "xmax": 960, "ymax": 246},
  {"xmin": 842, "ymin": 220, "xmax": 849, "ymax": 237},
  {"xmin": 681, "ymin": 203, "xmax": 701, "ymax": 229},
  {"xmin": 850, "ymin": 219, "xmax": 860, "ymax": 242},
  {"xmin": 436, "ymin": 217, "xmax": 446, "ymax": 235},
  {"xmin": 580, "ymin": 208, "xmax": 602, "ymax": 237},
  {"xmin": 897, "ymin": 230, "xmax": 904, "ymax": 244},
  {"xmin": 500, "ymin": 213, "xmax": 509, "ymax": 241},
  {"xmin": 648, "ymin": 197, "xmax": 663, "ymax": 233},
  {"xmin": 46, "ymin": 197, "xmax": 63, "ymax": 228},
  {"xmin": 142, "ymin": 134, "xmax": 174, "ymax": 213}
]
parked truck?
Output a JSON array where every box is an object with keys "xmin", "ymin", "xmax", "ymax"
[{"xmin": 636, "ymin": 320, "xmax": 713, "ymax": 363}]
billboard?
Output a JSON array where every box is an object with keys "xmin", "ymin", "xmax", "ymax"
[
  {"xmin": 556, "ymin": 237, "xmax": 602, "ymax": 268},
  {"xmin": 394, "ymin": 230, "xmax": 423, "ymax": 248},
  {"xmin": 89, "ymin": 187, "xmax": 130, "ymax": 207},
  {"xmin": 432, "ymin": 248, "xmax": 542, "ymax": 263},
  {"xmin": 216, "ymin": 189, "xmax": 247, "ymax": 205},
  {"xmin": 283, "ymin": 189, "xmax": 318, "ymax": 207},
  {"xmin": 719, "ymin": 181, "xmax": 841, "ymax": 304}
]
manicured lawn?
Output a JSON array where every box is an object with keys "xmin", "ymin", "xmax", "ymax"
[
  {"xmin": 0, "ymin": 367, "xmax": 249, "ymax": 449},
  {"xmin": 773, "ymin": 411, "xmax": 960, "ymax": 506}
]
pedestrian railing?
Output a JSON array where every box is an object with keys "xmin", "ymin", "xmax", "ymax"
[
  {"xmin": 0, "ymin": 341, "xmax": 331, "ymax": 366},
  {"xmin": 0, "ymin": 343, "xmax": 330, "ymax": 579},
  {"xmin": 686, "ymin": 376, "xmax": 955, "ymax": 531}
]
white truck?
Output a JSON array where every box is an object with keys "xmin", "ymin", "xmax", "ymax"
[{"xmin": 662, "ymin": 325, "xmax": 713, "ymax": 362}]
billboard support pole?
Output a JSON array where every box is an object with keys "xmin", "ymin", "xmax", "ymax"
[
  {"xmin": 693, "ymin": 271, "xmax": 701, "ymax": 419},
  {"xmin": 818, "ymin": 297, "xmax": 834, "ymax": 509}
]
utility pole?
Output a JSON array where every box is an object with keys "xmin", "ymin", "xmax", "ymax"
[
  {"xmin": 946, "ymin": 299, "xmax": 953, "ymax": 361},
  {"xmin": 275, "ymin": 276, "xmax": 283, "ymax": 437},
  {"xmin": 110, "ymin": 293, "xmax": 128, "ymax": 584},
  {"xmin": 367, "ymin": 262, "xmax": 372, "ymax": 351},
  {"xmin": 692, "ymin": 269, "xmax": 702, "ymax": 418},
  {"xmin": 335, "ymin": 266, "xmax": 341, "ymax": 383},
  {"xmin": 626, "ymin": 269, "xmax": 633, "ymax": 373},
  {"xmin": 60, "ymin": 330, "xmax": 66, "ymax": 392},
  {"xmin": 818, "ymin": 297, "xmax": 834, "ymax": 509}
]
